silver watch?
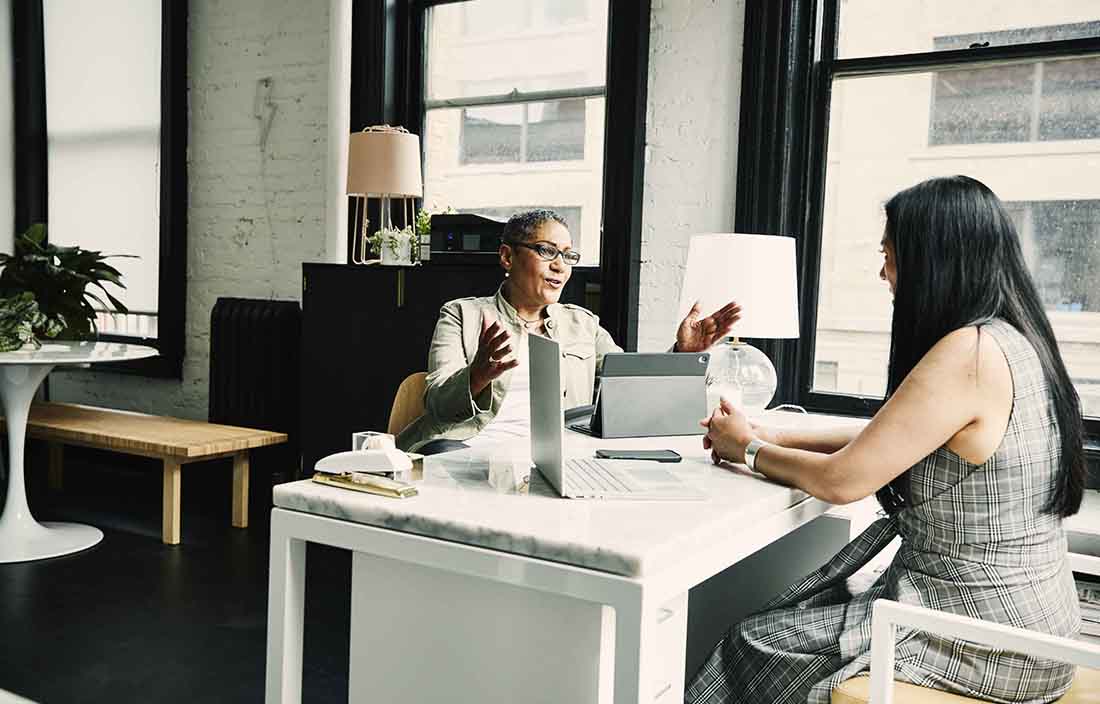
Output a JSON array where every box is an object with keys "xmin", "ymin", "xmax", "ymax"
[{"xmin": 744, "ymin": 438, "xmax": 769, "ymax": 473}]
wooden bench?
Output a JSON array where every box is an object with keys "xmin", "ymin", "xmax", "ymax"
[{"xmin": 23, "ymin": 402, "xmax": 288, "ymax": 545}]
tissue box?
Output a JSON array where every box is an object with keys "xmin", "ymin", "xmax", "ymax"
[{"xmin": 353, "ymin": 431, "xmax": 396, "ymax": 451}]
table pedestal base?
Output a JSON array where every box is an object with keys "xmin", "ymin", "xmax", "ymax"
[
  {"xmin": 0, "ymin": 517, "xmax": 103, "ymax": 563},
  {"xmin": 0, "ymin": 361, "xmax": 102, "ymax": 563}
]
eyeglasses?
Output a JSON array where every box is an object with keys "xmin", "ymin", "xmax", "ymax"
[{"xmin": 508, "ymin": 240, "xmax": 582, "ymax": 266}]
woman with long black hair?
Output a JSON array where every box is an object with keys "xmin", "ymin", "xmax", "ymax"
[{"xmin": 688, "ymin": 175, "xmax": 1087, "ymax": 703}]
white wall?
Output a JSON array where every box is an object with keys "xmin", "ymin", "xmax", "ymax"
[
  {"xmin": 0, "ymin": 0, "xmax": 13, "ymax": 255},
  {"xmin": 50, "ymin": 0, "xmax": 745, "ymax": 414},
  {"xmin": 50, "ymin": 0, "xmax": 331, "ymax": 417},
  {"xmin": 637, "ymin": 0, "xmax": 744, "ymax": 352}
]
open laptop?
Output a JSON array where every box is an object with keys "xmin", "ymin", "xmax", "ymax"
[
  {"xmin": 528, "ymin": 333, "xmax": 706, "ymax": 500},
  {"xmin": 567, "ymin": 351, "xmax": 709, "ymax": 438}
]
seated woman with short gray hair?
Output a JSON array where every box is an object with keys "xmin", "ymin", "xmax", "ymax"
[{"xmin": 397, "ymin": 209, "xmax": 741, "ymax": 454}]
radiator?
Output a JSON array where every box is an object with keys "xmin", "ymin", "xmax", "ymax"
[{"xmin": 209, "ymin": 297, "xmax": 301, "ymax": 489}]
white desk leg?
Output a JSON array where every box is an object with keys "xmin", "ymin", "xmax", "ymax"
[
  {"xmin": 266, "ymin": 512, "xmax": 306, "ymax": 704},
  {"xmin": 613, "ymin": 589, "xmax": 656, "ymax": 704},
  {"xmin": 0, "ymin": 363, "xmax": 104, "ymax": 563}
]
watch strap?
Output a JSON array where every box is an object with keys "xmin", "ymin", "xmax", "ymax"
[{"xmin": 744, "ymin": 438, "xmax": 769, "ymax": 472}]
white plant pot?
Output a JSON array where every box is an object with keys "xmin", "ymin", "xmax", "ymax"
[{"xmin": 380, "ymin": 237, "xmax": 415, "ymax": 266}]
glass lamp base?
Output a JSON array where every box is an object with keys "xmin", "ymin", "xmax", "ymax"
[{"xmin": 705, "ymin": 340, "xmax": 777, "ymax": 414}]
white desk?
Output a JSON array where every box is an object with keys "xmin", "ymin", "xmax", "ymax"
[
  {"xmin": 266, "ymin": 413, "xmax": 866, "ymax": 704},
  {"xmin": 0, "ymin": 341, "xmax": 157, "ymax": 563}
]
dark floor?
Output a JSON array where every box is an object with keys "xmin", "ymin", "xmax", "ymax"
[{"xmin": 0, "ymin": 445, "xmax": 350, "ymax": 704}]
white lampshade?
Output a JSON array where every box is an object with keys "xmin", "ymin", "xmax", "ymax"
[
  {"xmin": 346, "ymin": 127, "xmax": 423, "ymax": 197},
  {"xmin": 677, "ymin": 233, "xmax": 799, "ymax": 339}
]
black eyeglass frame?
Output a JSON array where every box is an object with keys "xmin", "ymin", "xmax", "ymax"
[{"xmin": 505, "ymin": 239, "xmax": 582, "ymax": 266}]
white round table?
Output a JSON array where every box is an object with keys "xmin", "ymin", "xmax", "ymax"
[{"xmin": 0, "ymin": 341, "xmax": 158, "ymax": 562}]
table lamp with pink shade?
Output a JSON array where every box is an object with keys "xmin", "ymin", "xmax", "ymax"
[
  {"xmin": 346, "ymin": 125, "xmax": 423, "ymax": 264},
  {"xmin": 677, "ymin": 233, "xmax": 800, "ymax": 413}
]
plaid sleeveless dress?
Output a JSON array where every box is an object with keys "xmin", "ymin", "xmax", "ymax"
[{"xmin": 686, "ymin": 320, "xmax": 1080, "ymax": 704}]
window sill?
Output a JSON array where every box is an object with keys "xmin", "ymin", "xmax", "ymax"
[
  {"xmin": 448, "ymin": 161, "xmax": 596, "ymax": 177},
  {"xmin": 911, "ymin": 139, "xmax": 1100, "ymax": 161}
]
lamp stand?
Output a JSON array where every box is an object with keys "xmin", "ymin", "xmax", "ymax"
[
  {"xmin": 349, "ymin": 195, "xmax": 418, "ymax": 265},
  {"xmin": 705, "ymin": 336, "xmax": 778, "ymax": 414}
]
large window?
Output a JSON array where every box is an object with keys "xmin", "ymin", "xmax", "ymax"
[
  {"xmin": 421, "ymin": 0, "xmax": 608, "ymax": 265},
  {"xmin": 44, "ymin": 0, "xmax": 162, "ymax": 339},
  {"xmin": 15, "ymin": 0, "xmax": 187, "ymax": 376},
  {"xmin": 739, "ymin": 1, "xmax": 1100, "ymax": 434},
  {"xmin": 353, "ymin": 0, "xmax": 650, "ymax": 348}
]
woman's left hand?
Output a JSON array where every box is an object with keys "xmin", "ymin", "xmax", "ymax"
[
  {"xmin": 701, "ymin": 397, "xmax": 755, "ymax": 465},
  {"xmin": 675, "ymin": 300, "xmax": 742, "ymax": 353}
]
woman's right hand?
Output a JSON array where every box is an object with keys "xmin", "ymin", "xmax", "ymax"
[{"xmin": 469, "ymin": 312, "xmax": 518, "ymax": 397}]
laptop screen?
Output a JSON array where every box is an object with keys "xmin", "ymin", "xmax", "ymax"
[{"xmin": 527, "ymin": 333, "xmax": 566, "ymax": 494}]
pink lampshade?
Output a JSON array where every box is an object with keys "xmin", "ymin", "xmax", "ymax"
[{"xmin": 346, "ymin": 127, "xmax": 423, "ymax": 197}]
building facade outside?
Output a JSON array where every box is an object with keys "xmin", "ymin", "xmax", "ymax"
[{"xmin": 815, "ymin": 1, "xmax": 1100, "ymax": 416}]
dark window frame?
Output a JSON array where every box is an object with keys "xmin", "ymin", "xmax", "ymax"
[
  {"xmin": 351, "ymin": 0, "xmax": 649, "ymax": 349},
  {"xmin": 12, "ymin": 0, "xmax": 188, "ymax": 378},
  {"xmin": 738, "ymin": 0, "xmax": 1100, "ymax": 449}
]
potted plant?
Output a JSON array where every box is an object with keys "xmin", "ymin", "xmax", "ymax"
[
  {"xmin": 367, "ymin": 225, "xmax": 417, "ymax": 266},
  {"xmin": 0, "ymin": 223, "xmax": 132, "ymax": 348}
]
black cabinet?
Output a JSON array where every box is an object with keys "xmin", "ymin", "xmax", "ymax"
[{"xmin": 300, "ymin": 263, "xmax": 596, "ymax": 471}]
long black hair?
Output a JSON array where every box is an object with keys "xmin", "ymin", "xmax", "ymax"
[{"xmin": 875, "ymin": 175, "xmax": 1085, "ymax": 517}]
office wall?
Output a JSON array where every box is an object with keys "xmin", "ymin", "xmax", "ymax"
[
  {"xmin": 51, "ymin": 0, "xmax": 745, "ymax": 414},
  {"xmin": 638, "ymin": 0, "xmax": 744, "ymax": 352},
  {"xmin": 50, "ymin": 0, "xmax": 331, "ymax": 418}
]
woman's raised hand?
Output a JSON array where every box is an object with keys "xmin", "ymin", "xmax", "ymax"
[
  {"xmin": 676, "ymin": 300, "xmax": 743, "ymax": 353},
  {"xmin": 469, "ymin": 312, "xmax": 519, "ymax": 397}
]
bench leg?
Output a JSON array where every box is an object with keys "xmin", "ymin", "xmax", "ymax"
[
  {"xmin": 232, "ymin": 451, "xmax": 249, "ymax": 529},
  {"xmin": 162, "ymin": 458, "xmax": 181, "ymax": 545},
  {"xmin": 47, "ymin": 442, "xmax": 63, "ymax": 491}
]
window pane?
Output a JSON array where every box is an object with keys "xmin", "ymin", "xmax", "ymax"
[
  {"xmin": 462, "ymin": 104, "xmax": 523, "ymax": 164},
  {"xmin": 527, "ymin": 99, "xmax": 586, "ymax": 162},
  {"xmin": 426, "ymin": 0, "xmax": 608, "ymax": 102},
  {"xmin": 1010, "ymin": 200, "xmax": 1100, "ymax": 312},
  {"xmin": 929, "ymin": 64, "xmax": 1034, "ymax": 145},
  {"xmin": 815, "ymin": 71, "xmax": 1100, "ymax": 416},
  {"xmin": 44, "ymin": 0, "xmax": 161, "ymax": 333},
  {"xmin": 459, "ymin": 99, "xmax": 586, "ymax": 164},
  {"xmin": 1040, "ymin": 57, "xmax": 1100, "ymax": 140},
  {"xmin": 928, "ymin": 58, "xmax": 1100, "ymax": 145},
  {"xmin": 424, "ymin": 100, "xmax": 605, "ymax": 266},
  {"xmin": 838, "ymin": 1, "xmax": 1100, "ymax": 58}
]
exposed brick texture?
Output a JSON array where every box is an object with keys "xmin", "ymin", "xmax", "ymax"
[{"xmin": 50, "ymin": 0, "xmax": 330, "ymax": 418}]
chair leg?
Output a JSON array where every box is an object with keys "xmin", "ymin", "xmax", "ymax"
[
  {"xmin": 162, "ymin": 458, "xmax": 182, "ymax": 545},
  {"xmin": 232, "ymin": 451, "xmax": 249, "ymax": 529},
  {"xmin": 47, "ymin": 442, "xmax": 63, "ymax": 491}
]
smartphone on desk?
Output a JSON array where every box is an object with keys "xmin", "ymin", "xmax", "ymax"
[{"xmin": 595, "ymin": 449, "xmax": 681, "ymax": 463}]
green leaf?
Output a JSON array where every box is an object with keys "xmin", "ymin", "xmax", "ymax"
[{"xmin": 23, "ymin": 224, "xmax": 46, "ymax": 246}]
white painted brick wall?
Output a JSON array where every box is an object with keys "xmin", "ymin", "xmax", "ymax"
[
  {"xmin": 49, "ymin": 0, "xmax": 744, "ymax": 412},
  {"xmin": 638, "ymin": 0, "xmax": 744, "ymax": 351},
  {"xmin": 49, "ymin": 0, "xmax": 330, "ymax": 418}
]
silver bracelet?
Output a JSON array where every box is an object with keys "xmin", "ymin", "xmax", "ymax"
[{"xmin": 744, "ymin": 438, "xmax": 769, "ymax": 473}]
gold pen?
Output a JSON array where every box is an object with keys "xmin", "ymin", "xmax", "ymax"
[{"xmin": 313, "ymin": 472, "xmax": 418, "ymax": 499}]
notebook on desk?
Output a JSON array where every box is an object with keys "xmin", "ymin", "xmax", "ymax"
[
  {"xmin": 528, "ymin": 333, "xmax": 706, "ymax": 501},
  {"xmin": 566, "ymin": 351, "xmax": 709, "ymax": 438}
]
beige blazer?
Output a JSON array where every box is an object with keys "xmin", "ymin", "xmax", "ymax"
[{"xmin": 397, "ymin": 286, "xmax": 622, "ymax": 451}]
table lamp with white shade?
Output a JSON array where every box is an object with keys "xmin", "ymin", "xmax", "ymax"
[
  {"xmin": 346, "ymin": 125, "xmax": 423, "ymax": 264},
  {"xmin": 677, "ymin": 233, "xmax": 800, "ymax": 413}
]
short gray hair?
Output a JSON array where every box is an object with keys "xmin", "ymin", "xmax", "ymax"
[{"xmin": 501, "ymin": 209, "xmax": 568, "ymax": 244}]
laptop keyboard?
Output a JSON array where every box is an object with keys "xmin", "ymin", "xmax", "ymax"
[{"xmin": 565, "ymin": 458, "xmax": 633, "ymax": 494}]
